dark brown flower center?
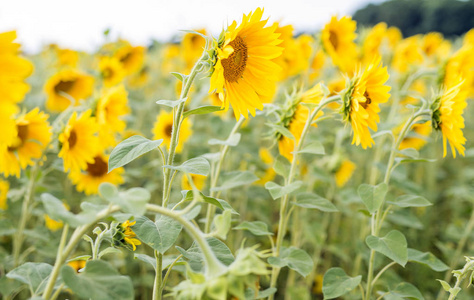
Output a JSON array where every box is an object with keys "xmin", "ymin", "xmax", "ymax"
[
  {"xmin": 361, "ymin": 91, "xmax": 372, "ymax": 109},
  {"xmin": 54, "ymin": 80, "xmax": 75, "ymax": 94},
  {"xmin": 8, "ymin": 124, "xmax": 29, "ymax": 151},
  {"xmin": 221, "ymin": 36, "xmax": 248, "ymax": 83},
  {"xmin": 68, "ymin": 130, "xmax": 78, "ymax": 149},
  {"xmin": 329, "ymin": 30, "xmax": 339, "ymax": 50},
  {"xmin": 86, "ymin": 156, "xmax": 108, "ymax": 177},
  {"xmin": 164, "ymin": 124, "xmax": 173, "ymax": 138}
]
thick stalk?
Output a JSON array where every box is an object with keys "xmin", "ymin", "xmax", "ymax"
[
  {"xmin": 152, "ymin": 251, "xmax": 163, "ymax": 300},
  {"xmin": 12, "ymin": 165, "xmax": 39, "ymax": 267},
  {"xmin": 204, "ymin": 117, "xmax": 245, "ymax": 233},
  {"xmin": 269, "ymin": 95, "xmax": 340, "ymax": 299}
]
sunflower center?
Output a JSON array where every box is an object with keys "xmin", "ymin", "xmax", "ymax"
[
  {"xmin": 86, "ymin": 156, "xmax": 108, "ymax": 177},
  {"xmin": 221, "ymin": 36, "xmax": 248, "ymax": 83},
  {"xmin": 164, "ymin": 124, "xmax": 173, "ymax": 138},
  {"xmin": 54, "ymin": 80, "xmax": 75, "ymax": 95},
  {"xmin": 8, "ymin": 124, "xmax": 29, "ymax": 151},
  {"xmin": 361, "ymin": 91, "xmax": 372, "ymax": 109},
  {"xmin": 68, "ymin": 130, "xmax": 78, "ymax": 149},
  {"xmin": 103, "ymin": 67, "xmax": 115, "ymax": 79},
  {"xmin": 329, "ymin": 30, "xmax": 339, "ymax": 50},
  {"xmin": 120, "ymin": 52, "xmax": 132, "ymax": 64}
]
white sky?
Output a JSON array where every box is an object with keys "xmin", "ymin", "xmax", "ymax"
[{"xmin": 0, "ymin": 0, "xmax": 381, "ymax": 53}]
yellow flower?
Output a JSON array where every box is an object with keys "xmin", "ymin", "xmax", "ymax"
[
  {"xmin": 391, "ymin": 36, "xmax": 423, "ymax": 73},
  {"xmin": 152, "ymin": 110, "xmax": 192, "ymax": 153},
  {"xmin": 0, "ymin": 109, "xmax": 52, "ymax": 178},
  {"xmin": 443, "ymin": 45, "xmax": 474, "ymax": 96},
  {"xmin": 56, "ymin": 48, "xmax": 79, "ymax": 67},
  {"xmin": 0, "ymin": 110, "xmax": 17, "ymax": 147},
  {"xmin": 44, "ymin": 69, "xmax": 94, "ymax": 112},
  {"xmin": 96, "ymin": 85, "xmax": 130, "ymax": 133},
  {"xmin": 182, "ymin": 173, "xmax": 207, "ymax": 191},
  {"xmin": 342, "ymin": 57, "xmax": 391, "ymax": 149},
  {"xmin": 464, "ymin": 29, "xmax": 474, "ymax": 46},
  {"xmin": 44, "ymin": 215, "xmax": 64, "ymax": 231},
  {"xmin": 99, "ymin": 56, "xmax": 126, "ymax": 87},
  {"xmin": 182, "ymin": 29, "xmax": 207, "ymax": 71},
  {"xmin": 431, "ymin": 80, "xmax": 468, "ymax": 158},
  {"xmin": 68, "ymin": 260, "xmax": 86, "ymax": 272},
  {"xmin": 209, "ymin": 8, "xmax": 283, "ymax": 119},
  {"xmin": 386, "ymin": 26, "xmax": 402, "ymax": 48},
  {"xmin": 115, "ymin": 43, "xmax": 145, "ymax": 75},
  {"xmin": 398, "ymin": 121, "xmax": 431, "ymax": 151},
  {"xmin": 120, "ymin": 220, "xmax": 142, "ymax": 251},
  {"xmin": 309, "ymin": 49, "xmax": 326, "ymax": 80},
  {"xmin": 255, "ymin": 148, "xmax": 276, "ymax": 186},
  {"xmin": 327, "ymin": 78, "xmax": 346, "ymax": 110},
  {"xmin": 321, "ymin": 16, "xmax": 358, "ymax": 73},
  {"xmin": 361, "ymin": 22, "xmax": 387, "ymax": 64},
  {"xmin": 0, "ymin": 180, "xmax": 9, "ymax": 210},
  {"xmin": 421, "ymin": 32, "xmax": 450, "ymax": 59},
  {"xmin": 335, "ymin": 159, "xmax": 356, "ymax": 187},
  {"xmin": 69, "ymin": 152, "xmax": 124, "ymax": 195},
  {"xmin": 58, "ymin": 110, "xmax": 99, "ymax": 172},
  {"xmin": 0, "ymin": 31, "xmax": 33, "ymax": 113}
]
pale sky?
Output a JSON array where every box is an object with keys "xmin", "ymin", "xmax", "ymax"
[{"xmin": 0, "ymin": 0, "xmax": 381, "ymax": 52}]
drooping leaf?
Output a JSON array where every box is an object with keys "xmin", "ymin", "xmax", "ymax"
[
  {"xmin": 322, "ymin": 267, "xmax": 361, "ymax": 299},
  {"xmin": 389, "ymin": 282, "xmax": 425, "ymax": 300},
  {"xmin": 366, "ymin": 230, "xmax": 408, "ymax": 266},
  {"xmin": 108, "ymin": 135, "xmax": 163, "ymax": 172},
  {"xmin": 265, "ymin": 181, "xmax": 303, "ymax": 200},
  {"xmin": 164, "ymin": 157, "xmax": 210, "ymax": 176},
  {"xmin": 41, "ymin": 193, "xmax": 96, "ymax": 227},
  {"xmin": 208, "ymin": 133, "xmax": 241, "ymax": 146},
  {"xmin": 155, "ymin": 98, "xmax": 186, "ymax": 108},
  {"xmin": 211, "ymin": 171, "xmax": 259, "ymax": 192},
  {"xmin": 184, "ymin": 106, "xmax": 223, "ymax": 118},
  {"xmin": 234, "ymin": 221, "xmax": 273, "ymax": 236},
  {"xmin": 388, "ymin": 195, "xmax": 432, "ymax": 208},
  {"xmin": 7, "ymin": 262, "xmax": 52, "ymax": 296},
  {"xmin": 293, "ymin": 192, "xmax": 338, "ymax": 212},
  {"xmin": 99, "ymin": 184, "xmax": 150, "ymax": 216},
  {"xmin": 267, "ymin": 247, "xmax": 313, "ymax": 277},
  {"xmin": 295, "ymin": 141, "xmax": 325, "ymax": 155},
  {"xmin": 407, "ymin": 248, "xmax": 449, "ymax": 272}
]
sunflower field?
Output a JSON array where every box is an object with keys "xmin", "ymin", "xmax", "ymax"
[{"xmin": 1, "ymin": 7, "xmax": 474, "ymax": 300}]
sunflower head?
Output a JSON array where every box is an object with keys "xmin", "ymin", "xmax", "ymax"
[
  {"xmin": 113, "ymin": 220, "xmax": 142, "ymax": 251},
  {"xmin": 152, "ymin": 110, "xmax": 192, "ymax": 153},
  {"xmin": 209, "ymin": 8, "xmax": 283, "ymax": 119},
  {"xmin": 115, "ymin": 44, "xmax": 145, "ymax": 75},
  {"xmin": 99, "ymin": 56, "xmax": 126, "ymax": 87},
  {"xmin": 96, "ymin": 85, "xmax": 130, "ymax": 133}
]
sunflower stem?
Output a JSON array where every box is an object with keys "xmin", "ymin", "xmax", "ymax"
[
  {"xmin": 152, "ymin": 251, "xmax": 163, "ymax": 300},
  {"xmin": 269, "ymin": 95, "xmax": 340, "ymax": 300}
]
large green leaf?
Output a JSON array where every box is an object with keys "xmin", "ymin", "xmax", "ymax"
[
  {"xmin": 293, "ymin": 192, "xmax": 338, "ymax": 212},
  {"xmin": 322, "ymin": 267, "xmax": 361, "ymax": 300},
  {"xmin": 265, "ymin": 181, "xmax": 303, "ymax": 200},
  {"xmin": 208, "ymin": 133, "xmax": 241, "ymax": 146},
  {"xmin": 184, "ymin": 105, "xmax": 223, "ymax": 118},
  {"xmin": 388, "ymin": 195, "xmax": 432, "ymax": 208},
  {"xmin": 7, "ymin": 262, "xmax": 52, "ymax": 296},
  {"xmin": 182, "ymin": 190, "xmax": 224, "ymax": 210},
  {"xmin": 267, "ymin": 247, "xmax": 313, "ymax": 277},
  {"xmin": 108, "ymin": 135, "xmax": 163, "ymax": 172},
  {"xmin": 407, "ymin": 248, "xmax": 449, "ymax": 272},
  {"xmin": 234, "ymin": 221, "xmax": 273, "ymax": 236},
  {"xmin": 211, "ymin": 171, "xmax": 259, "ymax": 192},
  {"xmin": 177, "ymin": 237, "xmax": 234, "ymax": 270},
  {"xmin": 61, "ymin": 260, "xmax": 133, "ymax": 300},
  {"xmin": 366, "ymin": 230, "xmax": 408, "ymax": 266},
  {"xmin": 389, "ymin": 282, "xmax": 425, "ymax": 300},
  {"xmin": 41, "ymin": 193, "xmax": 96, "ymax": 227},
  {"xmin": 132, "ymin": 215, "xmax": 183, "ymax": 253},
  {"xmin": 358, "ymin": 183, "xmax": 388, "ymax": 214},
  {"xmin": 99, "ymin": 184, "xmax": 150, "ymax": 216},
  {"xmin": 295, "ymin": 141, "xmax": 325, "ymax": 155},
  {"xmin": 273, "ymin": 155, "xmax": 291, "ymax": 178},
  {"xmin": 164, "ymin": 157, "xmax": 210, "ymax": 176}
]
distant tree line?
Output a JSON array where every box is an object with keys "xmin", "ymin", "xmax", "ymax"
[{"xmin": 353, "ymin": 0, "xmax": 474, "ymax": 37}]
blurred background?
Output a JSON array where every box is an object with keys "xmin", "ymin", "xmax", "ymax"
[{"xmin": 1, "ymin": 0, "xmax": 473, "ymax": 53}]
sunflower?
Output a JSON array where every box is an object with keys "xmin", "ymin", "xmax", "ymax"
[
  {"xmin": 182, "ymin": 173, "xmax": 207, "ymax": 191},
  {"xmin": 115, "ymin": 43, "xmax": 145, "ymax": 75},
  {"xmin": 0, "ymin": 110, "xmax": 17, "ymax": 147},
  {"xmin": 443, "ymin": 45, "xmax": 474, "ymax": 96},
  {"xmin": 69, "ymin": 152, "xmax": 124, "ymax": 195},
  {"xmin": 0, "ymin": 109, "xmax": 52, "ymax": 178},
  {"xmin": 68, "ymin": 260, "xmax": 86, "ymax": 273},
  {"xmin": 209, "ymin": 8, "xmax": 283, "ymax": 119},
  {"xmin": 181, "ymin": 29, "xmax": 207, "ymax": 71},
  {"xmin": 96, "ymin": 85, "xmax": 130, "ymax": 133},
  {"xmin": 309, "ymin": 49, "xmax": 326, "ymax": 80},
  {"xmin": 421, "ymin": 32, "xmax": 450, "ymax": 60},
  {"xmin": 44, "ymin": 69, "xmax": 94, "ymax": 112},
  {"xmin": 335, "ymin": 159, "xmax": 356, "ymax": 188},
  {"xmin": 56, "ymin": 48, "xmax": 79, "ymax": 67},
  {"xmin": 44, "ymin": 214, "xmax": 64, "ymax": 231},
  {"xmin": 0, "ymin": 31, "xmax": 34, "ymax": 112},
  {"xmin": 398, "ymin": 121, "xmax": 431, "ymax": 151},
  {"xmin": 58, "ymin": 110, "xmax": 99, "ymax": 172},
  {"xmin": 391, "ymin": 36, "xmax": 423, "ymax": 73},
  {"xmin": 361, "ymin": 22, "xmax": 387, "ymax": 64},
  {"xmin": 0, "ymin": 179, "xmax": 9, "ymax": 210},
  {"xmin": 99, "ymin": 56, "xmax": 126, "ymax": 87},
  {"xmin": 321, "ymin": 16, "xmax": 358, "ymax": 73},
  {"xmin": 431, "ymin": 80, "xmax": 468, "ymax": 158},
  {"xmin": 152, "ymin": 110, "xmax": 192, "ymax": 153},
  {"xmin": 342, "ymin": 57, "xmax": 391, "ymax": 149},
  {"xmin": 113, "ymin": 220, "xmax": 141, "ymax": 251}
]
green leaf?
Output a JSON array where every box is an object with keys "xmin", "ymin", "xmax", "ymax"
[
  {"xmin": 399, "ymin": 148, "xmax": 420, "ymax": 159},
  {"xmin": 170, "ymin": 72, "xmax": 187, "ymax": 82},
  {"xmin": 293, "ymin": 192, "xmax": 338, "ymax": 212},
  {"xmin": 178, "ymin": 237, "xmax": 234, "ymax": 268},
  {"xmin": 366, "ymin": 230, "xmax": 408, "ymax": 266},
  {"xmin": 133, "ymin": 215, "xmax": 183, "ymax": 253},
  {"xmin": 211, "ymin": 171, "xmax": 259, "ymax": 192},
  {"xmin": 268, "ymin": 247, "xmax": 313, "ymax": 277},
  {"xmin": 108, "ymin": 135, "xmax": 163, "ymax": 172},
  {"xmin": 295, "ymin": 141, "xmax": 325, "ymax": 155},
  {"xmin": 266, "ymin": 123, "xmax": 295, "ymax": 140},
  {"xmin": 273, "ymin": 155, "xmax": 291, "ymax": 178},
  {"xmin": 7, "ymin": 262, "xmax": 52, "ymax": 295},
  {"xmin": 213, "ymin": 210, "xmax": 232, "ymax": 240},
  {"xmin": 388, "ymin": 195, "xmax": 432, "ymax": 208},
  {"xmin": 61, "ymin": 260, "xmax": 133, "ymax": 300},
  {"xmin": 134, "ymin": 254, "xmax": 156, "ymax": 271},
  {"xmin": 208, "ymin": 133, "xmax": 241, "ymax": 146},
  {"xmin": 164, "ymin": 157, "xmax": 210, "ymax": 176},
  {"xmin": 156, "ymin": 98, "xmax": 186, "ymax": 108},
  {"xmin": 390, "ymin": 282, "xmax": 425, "ymax": 300},
  {"xmin": 184, "ymin": 106, "xmax": 223, "ymax": 118},
  {"xmin": 234, "ymin": 221, "xmax": 273, "ymax": 236},
  {"xmin": 437, "ymin": 280, "xmax": 451, "ymax": 292},
  {"xmin": 100, "ymin": 184, "xmax": 150, "ymax": 216},
  {"xmin": 182, "ymin": 190, "xmax": 224, "ymax": 210},
  {"xmin": 98, "ymin": 247, "xmax": 122, "ymax": 259},
  {"xmin": 322, "ymin": 267, "xmax": 362, "ymax": 299},
  {"xmin": 41, "ymin": 193, "xmax": 95, "ymax": 227},
  {"xmin": 408, "ymin": 248, "xmax": 449, "ymax": 272},
  {"xmin": 358, "ymin": 183, "xmax": 388, "ymax": 214},
  {"xmin": 256, "ymin": 287, "xmax": 277, "ymax": 299},
  {"xmin": 265, "ymin": 181, "xmax": 303, "ymax": 200}
]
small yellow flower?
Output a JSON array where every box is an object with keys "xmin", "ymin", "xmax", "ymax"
[
  {"xmin": 391, "ymin": 36, "xmax": 423, "ymax": 73},
  {"xmin": 152, "ymin": 110, "xmax": 192, "ymax": 153},
  {"xmin": 69, "ymin": 152, "xmax": 124, "ymax": 195},
  {"xmin": 44, "ymin": 215, "xmax": 64, "ymax": 231},
  {"xmin": 115, "ymin": 43, "xmax": 145, "ymax": 75},
  {"xmin": 0, "ymin": 180, "xmax": 9, "ymax": 210},
  {"xmin": 361, "ymin": 22, "xmax": 387, "ymax": 64},
  {"xmin": 44, "ymin": 69, "xmax": 94, "ymax": 112},
  {"xmin": 181, "ymin": 29, "xmax": 207, "ymax": 71},
  {"xmin": 209, "ymin": 8, "xmax": 283, "ymax": 119},
  {"xmin": 443, "ymin": 45, "xmax": 474, "ymax": 96},
  {"xmin": 321, "ymin": 16, "xmax": 358, "ymax": 73},
  {"xmin": 431, "ymin": 80, "xmax": 468, "ymax": 158},
  {"xmin": 96, "ymin": 85, "xmax": 130, "ymax": 134},
  {"xmin": 342, "ymin": 57, "xmax": 391, "ymax": 149},
  {"xmin": 56, "ymin": 48, "xmax": 79, "ymax": 67},
  {"xmin": 58, "ymin": 110, "xmax": 99, "ymax": 172},
  {"xmin": 421, "ymin": 32, "xmax": 451, "ymax": 59},
  {"xmin": 118, "ymin": 220, "xmax": 142, "ymax": 251},
  {"xmin": 182, "ymin": 173, "xmax": 207, "ymax": 191},
  {"xmin": 335, "ymin": 159, "xmax": 356, "ymax": 187},
  {"xmin": 68, "ymin": 260, "xmax": 86, "ymax": 272},
  {"xmin": 99, "ymin": 56, "xmax": 126, "ymax": 87}
]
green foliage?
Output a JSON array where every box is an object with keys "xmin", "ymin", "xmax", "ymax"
[
  {"xmin": 322, "ymin": 267, "xmax": 362, "ymax": 299},
  {"xmin": 108, "ymin": 135, "xmax": 163, "ymax": 172},
  {"xmin": 268, "ymin": 247, "xmax": 313, "ymax": 277},
  {"xmin": 366, "ymin": 230, "xmax": 408, "ymax": 266},
  {"xmin": 133, "ymin": 215, "xmax": 183, "ymax": 253},
  {"xmin": 7, "ymin": 262, "xmax": 52, "ymax": 296}
]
